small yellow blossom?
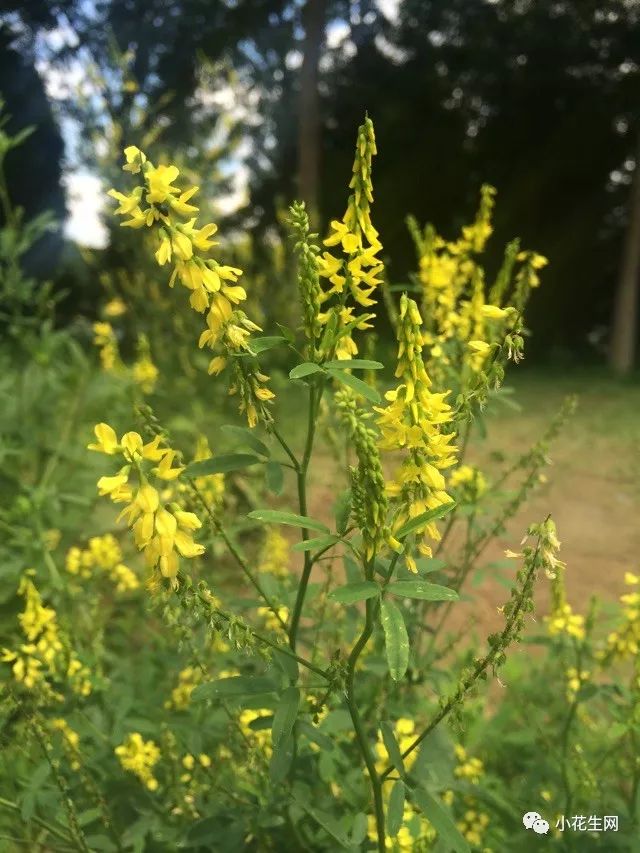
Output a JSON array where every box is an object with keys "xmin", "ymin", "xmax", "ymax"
[{"xmin": 115, "ymin": 733, "xmax": 161, "ymax": 790}]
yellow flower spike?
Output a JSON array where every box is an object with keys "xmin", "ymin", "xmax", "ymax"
[
  {"xmin": 199, "ymin": 754, "xmax": 211, "ymax": 768},
  {"xmin": 88, "ymin": 423, "xmax": 119, "ymax": 454},
  {"xmin": 625, "ymin": 572, "xmax": 640, "ymax": 586}
]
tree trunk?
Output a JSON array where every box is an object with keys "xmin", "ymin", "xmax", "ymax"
[
  {"xmin": 610, "ymin": 132, "xmax": 640, "ymax": 374},
  {"xmin": 297, "ymin": 0, "xmax": 326, "ymax": 227}
]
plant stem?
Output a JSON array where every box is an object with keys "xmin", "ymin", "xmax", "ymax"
[
  {"xmin": 0, "ymin": 797, "xmax": 73, "ymax": 845},
  {"xmin": 380, "ymin": 537, "xmax": 542, "ymax": 780},
  {"xmin": 189, "ymin": 481, "xmax": 287, "ymax": 630},
  {"xmin": 191, "ymin": 587, "xmax": 330, "ymax": 680},
  {"xmin": 272, "ymin": 426, "xmax": 300, "ymax": 470},
  {"xmin": 289, "ymin": 380, "xmax": 324, "ymax": 650},
  {"xmin": 345, "ymin": 588, "xmax": 386, "ymax": 852}
]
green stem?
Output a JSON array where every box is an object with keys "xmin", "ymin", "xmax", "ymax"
[
  {"xmin": 272, "ymin": 427, "xmax": 300, "ymax": 470},
  {"xmin": 192, "ymin": 588, "xmax": 330, "ymax": 680},
  {"xmin": 0, "ymin": 797, "xmax": 73, "ymax": 845},
  {"xmin": 380, "ymin": 537, "xmax": 541, "ymax": 780},
  {"xmin": 345, "ymin": 590, "xmax": 386, "ymax": 852},
  {"xmin": 289, "ymin": 380, "xmax": 324, "ymax": 651},
  {"xmin": 189, "ymin": 481, "xmax": 287, "ymax": 631}
]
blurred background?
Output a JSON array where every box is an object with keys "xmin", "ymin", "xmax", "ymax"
[
  {"xmin": 2, "ymin": 0, "xmax": 640, "ymax": 369},
  {"xmin": 0, "ymin": 1, "xmax": 639, "ymax": 614}
]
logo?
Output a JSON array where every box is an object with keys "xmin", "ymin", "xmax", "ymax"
[{"xmin": 523, "ymin": 811, "xmax": 550, "ymax": 835}]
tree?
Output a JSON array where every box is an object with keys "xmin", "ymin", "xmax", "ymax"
[{"xmin": 610, "ymin": 131, "xmax": 640, "ymax": 373}]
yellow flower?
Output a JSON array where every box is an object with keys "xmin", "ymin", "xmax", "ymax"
[
  {"xmin": 115, "ymin": 733, "xmax": 160, "ymax": 790},
  {"xmin": 88, "ymin": 423, "xmax": 119, "ymax": 454}
]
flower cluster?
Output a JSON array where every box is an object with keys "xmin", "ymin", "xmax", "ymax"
[
  {"xmin": 337, "ymin": 390, "xmax": 401, "ymax": 560},
  {"xmin": 442, "ymin": 746, "xmax": 491, "ymax": 848},
  {"xmin": 88, "ymin": 423, "xmax": 204, "ymax": 587},
  {"xmin": 317, "ymin": 118, "xmax": 382, "ymax": 360},
  {"xmin": 566, "ymin": 666, "xmax": 590, "ymax": 699},
  {"xmin": 51, "ymin": 718, "xmax": 82, "ymax": 771},
  {"xmin": 257, "ymin": 528, "xmax": 290, "ymax": 578},
  {"xmin": 180, "ymin": 435, "xmax": 225, "ymax": 514},
  {"xmin": 66, "ymin": 533, "xmax": 139, "ymax": 593},
  {"xmin": 376, "ymin": 294, "xmax": 457, "ymax": 566},
  {"xmin": 600, "ymin": 571, "xmax": 640, "ymax": 660},
  {"xmin": 115, "ymin": 732, "xmax": 161, "ymax": 791},
  {"xmin": 164, "ymin": 665, "xmax": 208, "ymax": 711},
  {"xmin": 449, "ymin": 464, "xmax": 487, "ymax": 503},
  {"xmin": 258, "ymin": 605, "xmax": 289, "ymax": 633},
  {"xmin": 1, "ymin": 575, "xmax": 91, "ymax": 697},
  {"xmin": 131, "ymin": 334, "xmax": 159, "ymax": 394},
  {"xmin": 93, "ymin": 321, "xmax": 121, "ymax": 372},
  {"xmin": 375, "ymin": 718, "xmax": 418, "ymax": 774},
  {"xmin": 239, "ymin": 708, "xmax": 272, "ymax": 758},
  {"xmin": 411, "ymin": 185, "xmax": 531, "ymax": 387},
  {"xmin": 544, "ymin": 535, "xmax": 585, "ymax": 642},
  {"xmin": 109, "ymin": 146, "xmax": 273, "ymax": 427},
  {"xmin": 288, "ymin": 201, "xmax": 323, "ymax": 351}
]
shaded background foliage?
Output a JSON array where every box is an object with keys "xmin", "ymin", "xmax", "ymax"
[{"xmin": 1, "ymin": 0, "xmax": 640, "ymax": 364}]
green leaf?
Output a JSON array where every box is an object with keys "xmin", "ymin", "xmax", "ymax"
[
  {"xmin": 248, "ymin": 509, "xmax": 329, "ymax": 533},
  {"xmin": 334, "ymin": 489, "xmax": 352, "ymax": 535},
  {"xmin": 326, "ymin": 368, "xmax": 381, "ymax": 403},
  {"xmin": 350, "ymin": 813, "xmax": 369, "ymax": 845},
  {"xmin": 291, "ymin": 796, "xmax": 353, "ymax": 849},
  {"xmin": 410, "ymin": 788, "xmax": 470, "ymax": 853},
  {"xmin": 220, "ymin": 424, "xmax": 270, "ymax": 457},
  {"xmin": 272, "ymin": 687, "xmax": 300, "ymax": 746},
  {"xmin": 276, "ymin": 322, "xmax": 296, "ymax": 343},
  {"xmin": 249, "ymin": 335, "xmax": 286, "ymax": 354},
  {"xmin": 395, "ymin": 502, "xmax": 456, "ymax": 539},
  {"xmin": 414, "ymin": 557, "xmax": 446, "ymax": 574},
  {"xmin": 380, "ymin": 599, "xmax": 409, "ymax": 681},
  {"xmin": 329, "ymin": 581, "xmax": 380, "ymax": 604},
  {"xmin": 289, "ymin": 362, "xmax": 324, "ymax": 380},
  {"xmin": 270, "ymin": 732, "xmax": 294, "ymax": 782},
  {"xmin": 343, "ymin": 555, "xmax": 361, "ymax": 584},
  {"xmin": 323, "ymin": 359, "xmax": 384, "ymax": 370},
  {"xmin": 291, "ymin": 534, "xmax": 339, "ymax": 553},
  {"xmin": 185, "ymin": 453, "xmax": 262, "ymax": 477},
  {"xmin": 192, "ymin": 675, "xmax": 278, "ymax": 700},
  {"xmin": 380, "ymin": 721, "xmax": 406, "ymax": 779},
  {"xmin": 265, "ymin": 461, "xmax": 284, "ymax": 495},
  {"xmin": 185, "ymin": 816, "xmax": 222, "ymax": 844},
  {"xmin": 387, "ymin": 781, "xmax": 406, "ymax": 837},
  {"xmin": 387, "ymin": 581, "xmax": 459, "ymax": 602}
]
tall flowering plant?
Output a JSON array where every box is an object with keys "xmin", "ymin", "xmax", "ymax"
[{"xmin": 1, "ymin": 116, "xmax": 598, "ymax": 853}]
